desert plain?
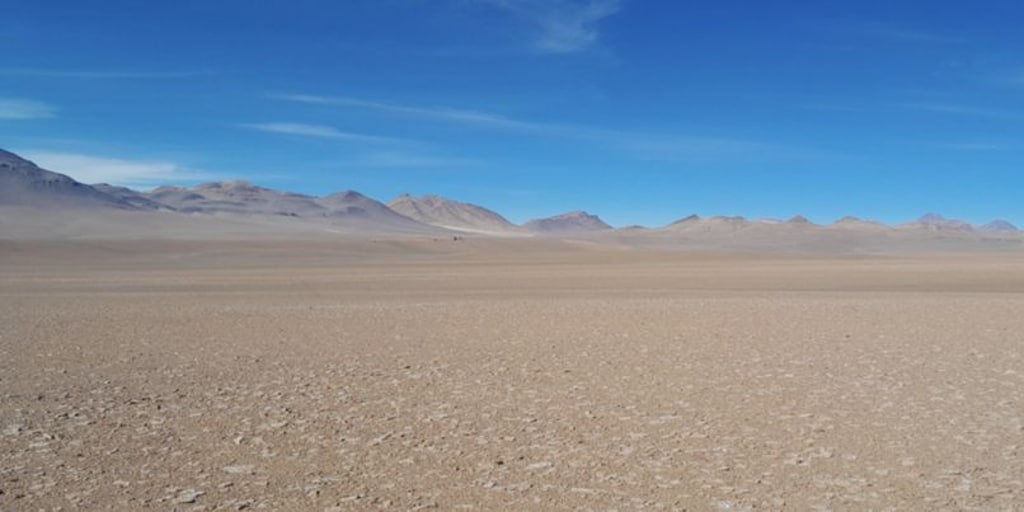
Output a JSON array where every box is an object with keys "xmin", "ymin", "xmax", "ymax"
[{"xmin": 2, "ymin": 234, "xmax": 1024, "ymax": 512}]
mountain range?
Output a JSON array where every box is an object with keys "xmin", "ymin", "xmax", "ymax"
[{"xmin": 1, "ymin": 148, "xmax": 1020, "ymax": 242}]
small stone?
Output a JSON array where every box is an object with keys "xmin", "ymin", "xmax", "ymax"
[
  {"xmin": 2, "ymin": 424, "xmax": 24, "ymax": 436},
  {"xmin": 222, "ymin": 465, "xmax": 254, "ymax": 475},
  {"xmin": 175, "ymin": 488, "xmax": 204, "ymax": 504}
]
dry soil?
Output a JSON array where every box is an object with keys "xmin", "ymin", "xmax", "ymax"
[{"xmin": 2, "ymin": 239, "xmax": 1024, "ymax": 511}]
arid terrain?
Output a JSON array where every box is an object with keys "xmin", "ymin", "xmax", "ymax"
[
  {"xmin": 6, "ymin": 0, "xmax": 1024, "ymax": 508},
  {"xmin": 3, "ymin": 236, "xmax": 1024, "ymax": 511}
]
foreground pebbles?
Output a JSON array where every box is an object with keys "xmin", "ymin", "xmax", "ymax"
[{"xmin": 3, "ymin": 255, "xmax": 1024, "ymax": 510}]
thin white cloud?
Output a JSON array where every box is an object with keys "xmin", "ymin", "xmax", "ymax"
[
  {"xmin": 864, "ymin": 25, "xmax": 963, "ymax": 43},
  {"xmin": 941, "ymin": 141, "xmax": 1014, "ymax": 151},
  {"xmin": 477, "ymin": 0, "xmax": 622, "ymax": 53},
  {"xmin": 798, "ymin": 104, "xmax": 860, "ymax": 112},
  {"xmin": 0, "ymin": 68, "xmax": 211, "ymax": 79},
  {"xmin": 899, "ymin": 102, "xmax": 1021, "ymax": 120},
  {"xmin": 273, "ymin": 94, "xmax": 541, "ymax": 130},
  {"xmin": 611, "ymin": 134, "xmax": 790, "ymax": 161},
  {"xmin": 17, "ymin": 151, "xmax": 215, "ymax": 188},
  {"xmin": 821, "ymin": 21, "xmax": 964, "ymax": 44},
  {"xmin": 0, "ymin": 98, "xmax": 56, "ymax": 119},
  {"xmin": 993, "ymin": 69, "xmax": 1024, "ymax": 87},
  {"xmin": 239, "ymin": 122, "xmax": 404, "ymax": 144},
  {"xmin": 275, "ymin": 92, "xmax": 826, "ymax": 161},
  {"xmin": 339, "ymin": 152, "xmax": 483, "ymax": 168}
]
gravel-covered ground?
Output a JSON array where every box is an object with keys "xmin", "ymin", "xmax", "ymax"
[{"xmin": 3, "ymin": 242, "xmax": 1024, "ymax": 510}]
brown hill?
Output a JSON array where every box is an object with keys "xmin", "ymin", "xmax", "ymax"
[
  {"xmin": 387, "ymin": 194, "xmax": 517, "ymax": 233},
  {"xmin": 899, "ymin": 213, "xmax": 974, "ymax": 232},
  {"xmin": 978, "ymin": 219, "xmax": 1019, "ymax": 233},
  {"xmin": 92, "ymin": 183, "xmax": 167, "ymax": 210},
  {"xmin": 829, "ymin": 216, "xmax": 890, "ymax": 232},
  {"xmin": 524, "ymin": 211, "xmax": 612, "ymax": 233},
  {"xmin": 316, "ymin": 190, "xmax": 432, "ymax": 230},
  {"xmin": 147, "ymin": 181, "xmax": 325, "ymax": 216},
  {"xmin": 666, "ymin": 215, "xmax": 752, "ymax": 233}
]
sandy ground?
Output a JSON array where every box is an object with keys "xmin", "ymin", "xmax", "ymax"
[{"xmin": 3, "ymin": 239, "xmax": 1024, "ymax": 511}]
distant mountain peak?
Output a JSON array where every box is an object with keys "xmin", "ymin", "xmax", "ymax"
[
  {"xmin": 150, "ymin": 185, "xmax": 188, "ymax": 192},
  {"xmin": 786, "ymin": 215, "xmax": 811, "ymax": 224},
  {"xmin": 672, "ymin": 214, "xmax": 701, "ymax": 224},
  {"xmin": 524, "ymin": 210, "xmax": 611, "ymax": 233},
  {"xmin": 387, "ymin": 194, "xmax": 516, "ymax": 232},
  {"xmin": 0, "ymin": 148, "xmax": 30, "ymax": 164},
  {"xmin": 918, "ymin": 213, "xmax": 947, "ymax": 223},
  {"xmin": 830, "ymin": 216, "xmax": 889, "ymax": 232},
  {"xmin": 551, "ymin": 210, "xmax": 594, "ymax": 220},
  {"xmin": 324, "ymin": 189, "xmax": 367, "ymax": 200},
  {"xmin": 196, "ymin": 180, "xmax": 266, "ymax": 193},
  {"xmin": 910, "ymin": 213, "xmax": 973, "ymax": 232},
  {"xmin": 92, "ymin": 183, "xmax": 167, "ymax": 210},
  {"xmin": 979, "ymin": 219, "xmax": 1019, "ymax": 232},
  {"xmin": 0, "ymin": 147, "xmax": 133, "ymax": 209}
]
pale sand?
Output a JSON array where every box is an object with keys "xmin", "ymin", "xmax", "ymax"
[{"xmin": 2, "ymin": 239, "xmax": 1024, "ymax": 510}]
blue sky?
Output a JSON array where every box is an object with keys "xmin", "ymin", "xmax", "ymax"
[{"xmin": 2, "ymin": 0, "xmax": 1023, "ymax": 227}]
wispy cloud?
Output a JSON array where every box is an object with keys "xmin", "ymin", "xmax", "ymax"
[
  {"xmin": 611, "ymin": 134, "xmax": 792, "ymax": 161},
  {"xmin": 798, "ymin": 104, "xmax": 860, "ymax": 113},
  {"xmin": 993, "ymin": 69, "xmax": 1024, "ymax": 87},
  {"xmin": 273, "ymin": 94, "xmax": 541, "ymax": 130},
  {"xmin": 0, "ymin": 98, "xmax": 56, "ymax": 119},
  {"xmin": 864, "ymin": 25, "xmax": 962, "ymax": 43},
  {"xmin": 18, "ymin": 151, "xmax": 215, "ymax": 188},
  {"xmin": 940, "ymin": 141, "xmax": 1014, "ymax": 151},
  {"xmin": 339, "ymin": 152, "xmax": 482, "ymax": 168},
  {"xmin": 275, "ymin": 92, "xmax": 595, "ymax": 138},
  {"xmin": 277, "ymin": 92, "xmax": 826, "ymax": 161},
  {"xmin": 239, "ymin": 122, "xmax": 405, "ymax": 144},
  {"xmin": 836, "ymin": 21, "xmax": 964, "ymax": 44},
  {"xmin": 476, "ymin": 0, "xmax": 622, "ymax": 54},
  {"xmin": 0, "ymin": 67, "xmax": 212, "ymax": 79},
  {"xmin": 899, "ymin": 102, "xmax": 1021, "ymax": 120}
]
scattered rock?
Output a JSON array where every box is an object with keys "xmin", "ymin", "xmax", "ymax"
[
  {"xmin": 175, "ymin": 488, "xmax": 204, "ymax": 504},
  {"xmin": 2, "ymin": 424, "xmax": 24, "ymax": 436},
  {"xmin": 222, "ymin": 465, "xmax": 254, "ymax": 475}
]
